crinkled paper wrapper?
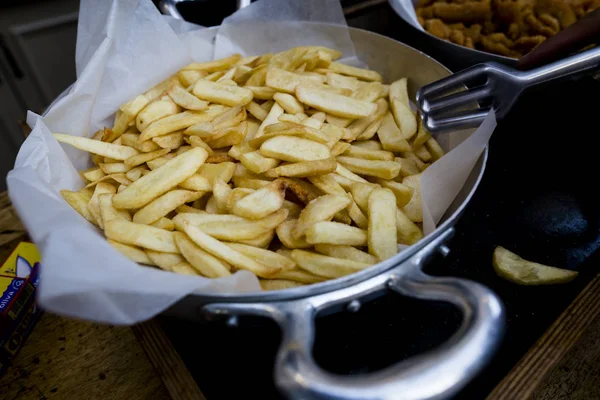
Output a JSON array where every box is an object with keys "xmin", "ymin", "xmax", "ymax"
[{"xmin": 7, "ymin": 0, "xmax": 496, "ymax": 325}]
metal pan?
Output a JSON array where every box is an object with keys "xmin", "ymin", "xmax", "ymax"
[
  {"xmin": 160, "ymin": 24, "xmax": 505, "ymax": 400},
  {"xmin": 388, "ymin": 0, "xmax": 519, "ymax": 68}
]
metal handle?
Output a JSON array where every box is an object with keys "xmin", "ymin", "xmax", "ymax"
[
  {"xmin": 519, "ymin": 44, "xmax": 600, "ymax": 88},
  {"xmin": 204, "ymin": 232, "xmax": 504, "ymax": 400}
]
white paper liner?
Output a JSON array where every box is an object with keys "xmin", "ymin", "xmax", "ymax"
[{"xmin": 7, "ymin": 0, "xmax": 495, "ymax": 324}]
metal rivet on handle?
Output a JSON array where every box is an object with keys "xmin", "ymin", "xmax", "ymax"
[
  {"xmin": 439, "ymin": 245, "xmax": 451, "ymax": 257},
  {"xmin": 347, "ymin": 300, "xmax": 361, "ymax": 313}
]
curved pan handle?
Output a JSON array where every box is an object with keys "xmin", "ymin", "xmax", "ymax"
[
  {"xmin": 272, "ymin": 271, "xmax": 504, "ymax": 400},
  {"xmin": 205, "ymin": 244, "xmax": 504, "ymax": 400}
]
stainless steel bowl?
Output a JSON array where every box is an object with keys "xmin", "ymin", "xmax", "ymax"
[
  {"xmin": 388, "ymin": 0, "xmax": 519, "ymax": 68},
  {"xmin": 161, "ymin": 23, "xmax": 505, "ymax": 400}
]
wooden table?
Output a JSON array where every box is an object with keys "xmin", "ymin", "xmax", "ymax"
[{"xmin": 0, "ymin": 191, "xmax": 598, "ymax": 400}]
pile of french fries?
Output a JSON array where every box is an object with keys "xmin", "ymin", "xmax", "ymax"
[{"xmin": 56, "ymin": 46, "xmax": 444, "ymax": 291}]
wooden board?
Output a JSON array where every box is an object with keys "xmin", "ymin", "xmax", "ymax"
[
  {"xmin": 0, "ymin": 313, "xmax": 170, "ymax": 400},
  {"xmin": 488, "ymin": 273, "xmax": 600, "ymax": 399}
]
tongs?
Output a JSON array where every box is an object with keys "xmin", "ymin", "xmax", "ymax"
[{"xmin": 417, "ymin": 9, "xmax": 600, "ymax": 133}]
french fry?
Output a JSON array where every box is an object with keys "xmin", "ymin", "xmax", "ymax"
[
  {"xmin": 395, "ymin": 157, "xmax": 421, "ymax": 177},
  {"xmin": 153, "ymin": 131, "xmax": 184, "ymax": 150},
  {"xmin": 233, "ymin": 176, "xmax": 271, "ymax": 189},
  {"xmin": 264, "ymin": 158, "xmax": 336, "ymax": 178},
  {"xmin": 493, "ymin": 246, "xmax": 578, "ymax": 285},
  {"xmin": 273, "ymin": 93, "xmax": 304, "ymax": 114},
  {"xmin": 109, "ymin": 240, "xmax": 155, "ymax": 265},
  {"xmin": 327, "ymin": 62, "xmax": 382, "ymax": 82},
  {"xmin": 124, "ymin": 148, "xmax": 170, "ymax": 167},
  {"xmin": 305, "ymin": 221, "xmax": 368, "ymax": 246},
  {"xmin": 331, "ymin": 142, "xmax": 351, "ymax": 156},
  {"xmin": 342, "ymin": 145, "xmax": 394, "ymax": 161},
  {"xmin": 182, "ymin": 54, "xmax": 242, "ymax": 72},
  {"xmin": 105, "ymin": 220, "xmax": 178, "ymax": 253},
  {"xmin": 237, "ymin": 229, "xmax": 274, "ymax": 248},
  {"xmin": 353, "ymin": 140, "xmax": 382, "ymax": 150},
  {"xmin": 151, "ymin": 217, "xmax": 176, "ymax": 231},
  {"xmin": 171, "ymin": 262, "xmax": 201, "ymax": 275},
  {"xmin": 276, "ymin": 219, "xmax": 312, "ymax": 249},
  {"xmin": 198, "ymin": 162, "xmax": 236, "ymax": 186},
  {"xmin": 255, "ymin": 122, "xmax": 329, "ymax": 146},
  {"xmin": 133, "ymin": 190, "xmax": 202, "ymax": 225},
  {"xmin": 396, "ymin": 208, "xmax": 423, "ymax": 245},
  {"xmin": 368, "ymin": 188, "xmax": 397, "ymax": 260},
  {"xmin": 88, "ymin": 182, "xmax": 117, "ymax": 228},
  {"xmin": 54, "ymin": 134, "xmax": 139, "ymax": 160},
  {"xmin": 111, "ymin": 95, "xmax": 150, "ymax": 139},
  {"xmin": 270, "ymin": 266, "xmax": 327, "ymax": 284},
  {"xmin": 99, "ymin": 162, "xmax": 132, "ymax": 174},
  {"xmin": 99, "ymin": 193, "xmax": 131, "ymax": 225},
  {"xmin": 146, "ymin": 251, "xmax": 185, "ymax": 271},
  {"xmin": 355, "ymin": 115, "xmax": 384, "ymax": 141},
  {"xmin": 293, "ymin": 194, "xmax": 350, "ymax": 239},
  {"xmin": 260, "ymin": 136, "xmax": 330, "ymax": 162},
  {"xmin": 389, "ymin": 78, "xmax": 410, "ymax": 107},
  {"xmin": 326, "ymin": 114, "xmax": 353, "ymax": 128},
  {"xmin": 402, "ymin": 174, "xmax": 422, "ymax": 222},
  {"xmin": 231, "ymin": 179, "xmax": 287, "ymax": 219},
  {"xmin": 178, "ymin": 70, "xmax": 205, "ymax": 87},
  {"xmin": 350, "ymin": 181, "xmax": 376, "ymax": 213},
  {"xmin": 335, "ymin": 163, "xmax": 369, "ymax": 183},
  {"xmin": 113, "ymin": 147, "xmax": 208, "ymax": 209},
  {"xmin": 247, "ymin": 86, "xmax": 276, "ymax": 100},
  {"xmin": 352, "ymin": 82, "xmax": 384, "ymax": 102},
  {"xmin": 228, "ymin": 243, "xmax": 296, "ymax": 270},
  {"xmin": 174, "ymin": 232, "xmax": 231, "ymax": 278},
  {"xmin": 377, "ymin": 112, "xmax": 411, "ymax": 152},
  {"xmin": 84, "ymin": 173, "xmax": 131, "ymax": 189},
  {"xmin": 168, "ymin": 82, "xmax": 208, "ymax": 110},
  {"xmin": 266, "ymin": 68, "xmax": 323, "ymax": 94},
  {"xmin": 425, "ymin": 137, "xmax": 445, "ymax": 161},
  {"xmin": 260, "ymin": 280, "xmax": 305, "ymax": 290},
  {"xmin": 245, "ymin": 101, "xmax": 268, "ymax": 121},
  {"xmin": 307, "ymin": 174, "xmax": 346, "ymax": 196},
  {"xmin": 179, "ymin": 174, "xmax": 212, "ymax": 192},
  {"xmin": 60, "ymin": 190, "xmax": 97, "ymax": 225},
  {"xmin": 414, "ymin": 144, "xmax": 432, "ymax": 162},
  {"xmin": 314, "ymin": 244, "xmax": 378, "ymax": 264},
  {"xmin": 206, "ymin": 123, "xmax": 248, "ymax": 148},
  {"xmin": 391, "ymin": 99, "xmax": 417, "ymax": 140},
  {"xmin": 346, "ymin": 196, "xmax": 369, "ymax": 229},
  {"xmin": 278, "ymin": 178, "xmax": 321, "ymax": 204},
  {"xmin": 82, "ymin": 167, "xmax": 105, "ymax": 182},
  {"xmin": 175, "ymin": 217, "xmax": 280, "ymax": 277},
  {"xmin": 372, "ymin": 178, "xmax": 413, "ymax": 207},
  {"xmin": 295, "ymin": 86, "xmax": 377, "ymax": 119},
  {"xmin": 346, "ymin": 98, "xmax": 388, "ymax": 140},
  {"xmin": 253, "ymin": 103, "xmax": 284, "ymax": 140},
  {"xmin": 412, "ymin": 119, "xmax": 432, "ymax": 149},
  {"xmin": 291, "ymin": 250, "xmax": 370, "ymax": 278},
  {"xmin": 184, "ymin": 121, "xmax": 214, "ymax": 137},
  {"xmin": 121, "ymin": 132, "xmax": 161, "ymax": 153},
  {"xmin": 139, "ymin": 111, "xmax": 218, "ymax": 141},
  {"xmin": 337, "ymin": 157, "xmax": 401, "ymax": 179},
  {"xmin": 193, "ymin": 79, "xmax": 253, "ymax": 106},
  {"xmin": 326, "ymin": 72, "xmax": 362, "ymax": 91}
]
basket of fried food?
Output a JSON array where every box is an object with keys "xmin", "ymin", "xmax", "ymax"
[
  {"xmin": 55, "ymin": 46, "xmax": 445, "ymax": 291},
  {"xmin": 415, "ymin": 0, "xmax": 600, "ymax": 58}
]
